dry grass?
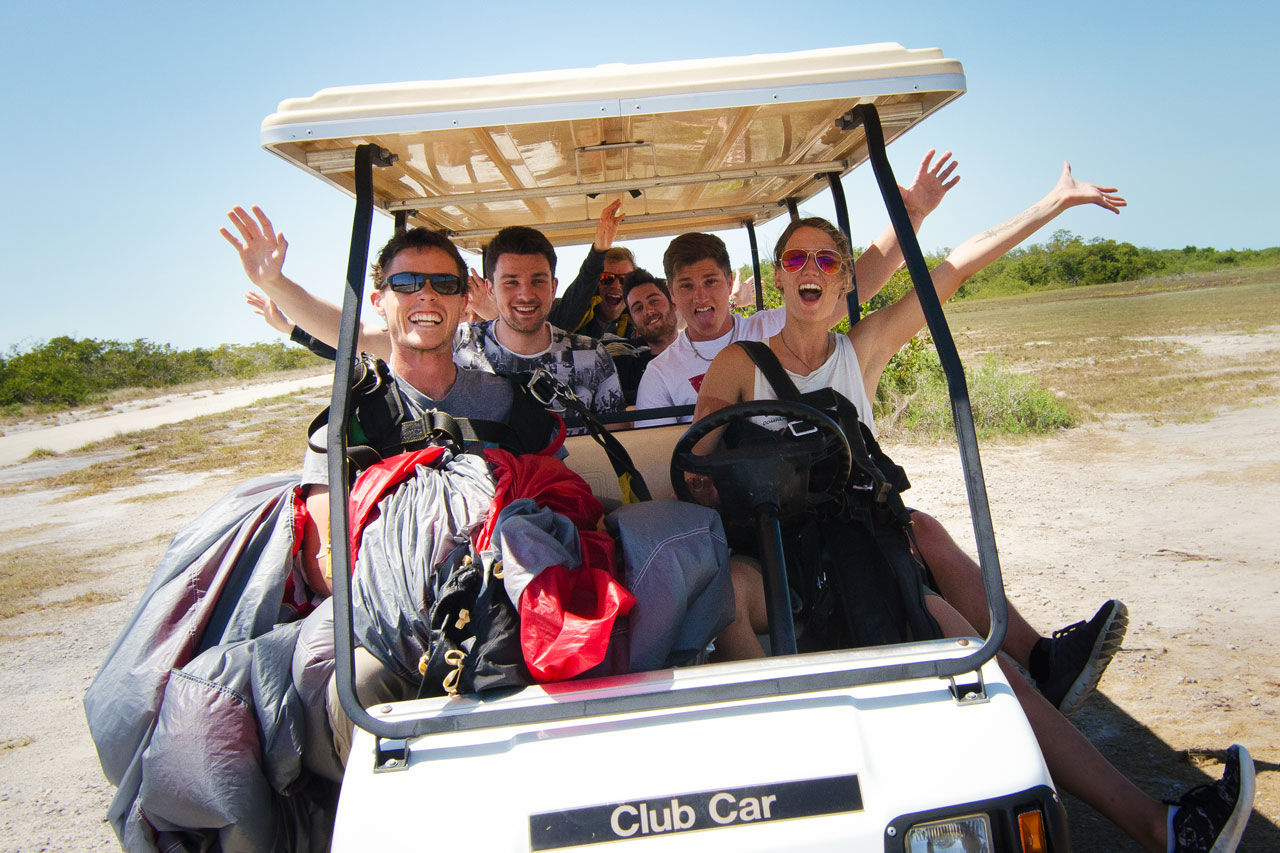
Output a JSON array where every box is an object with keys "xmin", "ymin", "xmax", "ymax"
[
  {"xmin": 0, "ymin": 546, "xmax": 119, "ymax": 620},
  {"xmin": 0, "ymin": 388, "xmax": 326, "ymax": 498},
  {"xmin": 944, "ymin": 266, "xmax": 1280, "ymax": 424},
  {"xmin": 0, "ymin": 366, "xmax": 328, "ymax": 428}
]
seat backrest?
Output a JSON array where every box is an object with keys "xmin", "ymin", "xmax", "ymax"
[{"xmin": 560, "ymin": 423, "xmax": 687, "ymax": 503}]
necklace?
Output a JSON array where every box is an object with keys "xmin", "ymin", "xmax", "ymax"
[
  {"xmin": 687, "ymin": 316, "xmax": 737, "ymax": 362},
  {"xmin": 777, "ymin": 331, "xmax": 833, "ymax": 374}
]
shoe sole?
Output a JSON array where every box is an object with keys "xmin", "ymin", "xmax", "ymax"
[
  {"xmin": 1058, "ymin": 600, "xmax": 1129, "ymax": 715},
  {"xmin": 1211, "ymin": 745, "xmax": 1256, "ymax": 853}
]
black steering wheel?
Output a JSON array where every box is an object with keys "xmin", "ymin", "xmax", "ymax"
[{"xmin": 670, "ymin": 400, "xmax": 852, "ymax": 519}]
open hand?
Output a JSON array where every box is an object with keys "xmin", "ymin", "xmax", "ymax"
[
  {"xmin": 1052, "ymin": 162, "xmax": 1126, "ymax": 214},
  {"xmin": 900, "ymin": 149, "xmax": 960, "ymax": 220},
  {"xmin": 729, "ymin": 268, "xmax": 755, "ymax": 309},
  {"xmin": 593, "ymin": 198, "xmax": 626, "ymax": 251},
  {"xmin": 245, "ymin": 291, "xmax": 292, "ymax": 334},
  {"xmin": 220, "ymin": 206, "xmax": 288, "ymax": 286}
]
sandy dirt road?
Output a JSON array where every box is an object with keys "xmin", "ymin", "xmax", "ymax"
[
  {"xmin": 0, "ymin": 373, "xmax": 330, "ymax": 467},
  {"xmin": 0, "ymin": 395, "xmax": 1276, "ymax": 850}
]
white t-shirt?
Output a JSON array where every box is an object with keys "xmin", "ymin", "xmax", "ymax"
[
  {"xmin": 635, "ymin": 307, "xmax": 787, "ymax": 424},
  {"xmin": 751, "ymin": 334, "xmax": 877, "ymax": 437}
]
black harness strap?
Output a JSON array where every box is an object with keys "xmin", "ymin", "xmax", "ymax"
[
  {"xmin": 524, "ymin": 369, "xmax": 651, "ymax": 503},
  {"xmin": 307, "ymin": 356, "xmax": 564, "ymax": 473}
]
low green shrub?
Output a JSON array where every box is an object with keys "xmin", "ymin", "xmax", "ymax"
[{"xmin": 876, "ymin": 340, "xmax": 1077, "ymax": 440}]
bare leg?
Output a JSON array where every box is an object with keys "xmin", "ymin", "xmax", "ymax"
[
  {"xmin": 926, "ymin": 597, "xmax": 1167, "ymax": 851},
  {"xmin": 712, "ymin": 558, "xmax": 767, "ymax": 661},
  {"xmin": 911, "ymin": 510, "xmax": 1042, "ymax": 666}
]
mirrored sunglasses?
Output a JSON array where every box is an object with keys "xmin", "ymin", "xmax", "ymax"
[
  {"xmin": 599, "ymin": 271, "xmax": 627, "ymax": 286},
  {"xmin": 385, "ymin": 272, "xmax": 464, "ymax": 296},
  {"xmin": 778, "ymin": 248, "xmax": 845, "ymax": 275}
]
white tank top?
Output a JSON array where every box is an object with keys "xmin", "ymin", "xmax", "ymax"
[{"xmin": 751, "ymin": 335, "xmax": 877, "ymax": 437}]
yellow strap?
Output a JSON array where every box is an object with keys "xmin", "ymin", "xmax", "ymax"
[{"xmin": 619, "ymin": 472, "xmax": 638, "ymax": 505}]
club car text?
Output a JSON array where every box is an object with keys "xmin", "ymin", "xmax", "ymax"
[{"xmin": 530, "ymin": 775, "xmax": 862, "ymax": 849}]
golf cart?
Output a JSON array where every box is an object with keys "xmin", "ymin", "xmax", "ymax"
[{"xmin": 262, "ymin": 44, "xmax": 1069, "ymax": 851}]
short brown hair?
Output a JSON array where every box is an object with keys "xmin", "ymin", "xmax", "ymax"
[
  {"xmin": 484, "ymin": 226, "xmax": 557, "ymax": 280},
  {"xmin": 663, "ymin": 232, "xmax": 731, "ymax": 281},
  {"xmin": 622, "ymin": 267, "xmax": 671, "ymax": 304},
  {"xmin": 370, "ymin": 228, "xmax": 468, "ymax": 291},
  {"xmin": 604, "ymin": 246, "xmax": 635, "ymax": 266}
]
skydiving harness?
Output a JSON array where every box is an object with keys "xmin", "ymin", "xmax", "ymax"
[
  {"xmin": 573, "ymin": 295, "xmax": 633, "ymax": 339},
  {"xmin": 734, "ymin": 341, "xmax": 941, "ymax": 648},
  {"xmin": 307, "ymin": 354, "xmax": 650, "ymax": 502}
]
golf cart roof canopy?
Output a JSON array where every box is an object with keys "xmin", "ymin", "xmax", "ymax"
[{"xmin": 261, "ymin": 43, "xmax": 965, "ymax": 250}]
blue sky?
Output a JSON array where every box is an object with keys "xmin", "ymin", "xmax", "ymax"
[{"xmin": 1, "ymin": 1, "xmax": 1276, "ymax": 351}]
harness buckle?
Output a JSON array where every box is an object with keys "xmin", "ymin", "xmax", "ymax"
[
  {"xmin": 786, "ymin": 419, "xmax": 819, "ymax": 438},
  {"xmin": 526, "ymin": 368, "xmax": 579, "ymax": 408}
]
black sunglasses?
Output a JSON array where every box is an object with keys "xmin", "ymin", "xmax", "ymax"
[
  {"xmin": 599, "ymin": 272, "xmax": 628, "ymax": 286},
  {"xmin": 385, "ymin": 272, "xmax": 465, "ymax": 296}
]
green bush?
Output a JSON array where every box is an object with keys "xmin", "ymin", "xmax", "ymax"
[
  {"xmin": 876, "ymin": 342, "xmax": 1076, "ymax": 440},
  {"xmin": 0, "ymin": 337, "xmax": 326, "ymax": 408}
]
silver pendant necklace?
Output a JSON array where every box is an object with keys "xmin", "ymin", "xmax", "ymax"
[{"xmin": 688, "ymin": 316, "xmax": 737, "ymax": 362}]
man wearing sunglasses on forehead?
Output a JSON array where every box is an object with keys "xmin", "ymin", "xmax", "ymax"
[
  {"xmin": 635, "ymin": 149, "xmax": 959, "ymax": 425},
  {"xmin": 546, "ymin": 199, "xmax": 642, "ymax": 341}
]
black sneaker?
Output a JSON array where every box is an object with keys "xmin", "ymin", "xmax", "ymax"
[
  {"xmin": 1037, "ymin": 599, "xmax": 1128, "ymax": 714},
  {"xmin": 1169, "ymin": 744, "xmax": 1255, "ymax": 852}
]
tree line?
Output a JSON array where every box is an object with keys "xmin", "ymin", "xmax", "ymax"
[
  {"xmin": 743, "ymin": 231, "xmax": 1279, "ymax": 314},
  {"xmin": 0, "ymin": 337, "xmax": 325, "ymax": 409}
]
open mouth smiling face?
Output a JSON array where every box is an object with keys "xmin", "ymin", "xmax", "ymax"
[
  {"xmin": 492, "ymin": 253, "xmax": 555, "ymax": 333},
  {"xmin": 371, "ymin": 247, "xmax": 466, "ymax": 354},
  {"xmin": 778, "ymin": 228, "xmax": 846, "ymax": 312}
]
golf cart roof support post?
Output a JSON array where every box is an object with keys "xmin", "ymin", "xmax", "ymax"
[
  {"xmin": 393, "ymin": 210, "xmax": 409, "ymax": 235},
  {"xmin": 825, "ymin": 171, "xmax": 860, "ymax": 326},
  {"xmin": 755, "ymin": 502, "xmax": 798, "ymax": 656},
  {"xmin": 743, "ymin": 219, "xmax": 765, "ymax": 312},
  {"xmin": 849, "ymin": 103, "xmax": 1008, "ymax": 662},
  {"xmin": 329, "ymin": 143, "xmax": 399, "ymax": 740},
  {"xmin": 785, "ymin": 197, "xmax": 800, "ymax": 222}
]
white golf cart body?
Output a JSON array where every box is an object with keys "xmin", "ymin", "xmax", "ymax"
[{"xmin": 263, "ymin": 44, "xmax": 1069, "ymax": 851}]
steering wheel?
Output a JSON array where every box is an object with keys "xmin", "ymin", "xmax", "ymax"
[{"xmin": 670, "ymin": 400, "xmax": 852, "ymax": 518}]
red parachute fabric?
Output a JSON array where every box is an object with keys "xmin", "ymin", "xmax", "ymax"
[
  {"xmin": 477, "ymin": 449, "xmax": 603, "ymax": 549},
  {"xmin": 481, "ymin": 450, "xmax": 633, "ymax": 681}
]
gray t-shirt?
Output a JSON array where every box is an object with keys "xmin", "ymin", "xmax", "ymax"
[{"xmin": 302, "ymin": 366, "xmax": 516, "ymax": 486}]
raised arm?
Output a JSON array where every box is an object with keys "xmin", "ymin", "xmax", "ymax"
[
  {"xmin": 546, "ymin": 199, "xmax": 625, "ymax": 331},
  {"xmin": 825, "ymin": 149, "xmax": 960, "ymax": 328},
  {"xmin": 854, "ymin": 162, "xmax": 1125, "ymax": 395},
  {"xmin": 220, "ymin": 206, "xmax": 390, "ymax": 360}
]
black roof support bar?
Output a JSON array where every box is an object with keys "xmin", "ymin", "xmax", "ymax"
[
  {"xmin": 825, "ymin": 171, "xmax": 860, "ymax": 326},
  {"xmin": 329, "ymin": 144, "xmax": 398, "ymax": 742},
  {"xmin": 743, "ymin": 219, "xmax": 765, "ymax": 312},
  {"xmin": 838, "ymin": 103, "xmax": 1009, "ymax": 664}
]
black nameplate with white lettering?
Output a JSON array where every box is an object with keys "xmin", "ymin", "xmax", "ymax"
[{"xmin": 529, "ymin": 775, "xmax": 862, "ymax": 849}]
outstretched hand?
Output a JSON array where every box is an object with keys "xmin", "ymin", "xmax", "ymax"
[
  {"xmin": 729, "ymin": 268, "xmax": 755, "ymax": 309},
  {"xmin": 1052, "ymin": 162, "xmax": 1126, "ymax": 214},
  {"xmin": 593, "ymin": 198, "xmax": 626, "ymax": 251},
  {"xmin": 245, "ymin": 291, "xmax": 292, "ymax": 335},
  {"xmin": 220, "ymin": 206, "xmax": 288, "ymax": 286},
  {"xmin": 466, "ymin": 268, "xmax": 499, "ymax": 321},
  {"xmin": 899, "ymin": 149, "xmax": 960, "ymax": 220}
]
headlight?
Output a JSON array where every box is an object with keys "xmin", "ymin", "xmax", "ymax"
[{"xmin": 904, "ymin": 812, "xmax": 993, "ymax": 852}]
